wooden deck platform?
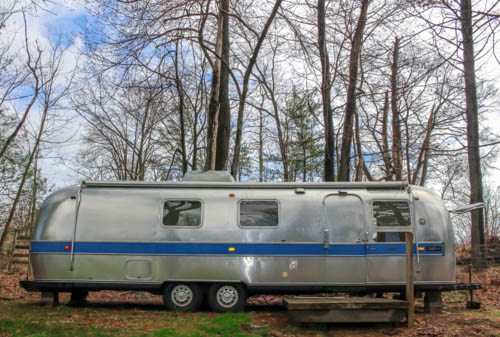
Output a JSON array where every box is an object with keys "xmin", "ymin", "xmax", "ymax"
[
  {"xmin": 283, "ymin": 232, "xmax": 415, "ymax": 327},
  {"xmin": 284, "ymin": 297, "xmax": 409, "ymax": 323}
]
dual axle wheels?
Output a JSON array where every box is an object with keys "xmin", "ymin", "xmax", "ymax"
[{"xmin": 163, "ymin": 283, "xmax": 246, "ymax": 312}]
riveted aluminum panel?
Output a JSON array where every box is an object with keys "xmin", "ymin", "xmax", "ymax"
[
  {"xmin": 324, "ymin": 194, "xmax": 366, "ymax": 284},
  {"xmin": 33, "ymin": 186, "xmax": 80, "ymax": 241},
  {"xmin": 31, "ymin": 254, "xmax": 72, "ymax": 280},
  {"xmin": 29, "ymin": 182, "xmax": 456, "ymax": 291}
]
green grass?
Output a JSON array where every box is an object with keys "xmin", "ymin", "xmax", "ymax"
[
  {"xmin": 0, "ymin": 302, "xmax": 275, "ymax": 337},
  {"xmin": 199, "ymin": 313, "xmax": 256, "ymax": 337},
  {"xmin": 0, "ymin": 318, "xmax": 115, "ymax": 337}
]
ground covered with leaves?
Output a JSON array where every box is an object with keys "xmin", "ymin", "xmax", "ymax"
[{"xmin": 0, "ymin": 265, "xmax": 499, "ymax": 337}]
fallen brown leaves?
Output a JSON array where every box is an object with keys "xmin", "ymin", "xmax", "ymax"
[{"xmin": 0, "ymin": 262, "xmax": 498, "ymax": 337}]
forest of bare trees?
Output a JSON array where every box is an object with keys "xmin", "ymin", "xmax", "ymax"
[{"xmin": 1, "ymin": 0, "xmax": 499, "ymax": 266}]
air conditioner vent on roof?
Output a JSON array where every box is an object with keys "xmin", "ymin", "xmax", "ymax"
[{"xmin": 182, "ymin": 171, "xmax": 236, "ymax": 183}]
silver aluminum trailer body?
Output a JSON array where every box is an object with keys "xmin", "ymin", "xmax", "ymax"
[{"xmin": 23, "ymin": 178, "xmax": 458, "ymax": 310}]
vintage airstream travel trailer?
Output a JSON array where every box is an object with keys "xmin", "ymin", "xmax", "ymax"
[{"xmin": 22, "ymin": 171, "xmax": 462, "ymax": 312}]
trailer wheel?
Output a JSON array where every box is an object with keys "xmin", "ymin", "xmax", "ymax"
[
  {"xmin": 163, "ymin": 283, "xmax": 202, "ymax": 312},
  {"xmin": 207, "ymin": 283, "xmax": 246, "ymax": 313}
]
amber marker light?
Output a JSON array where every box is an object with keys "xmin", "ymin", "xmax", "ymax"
[
  {"xmin": 418, "ymin": 247, "xmax": 425, "ymax": 251},
  {"xmin": 228, "ymin": 247, "xmax": 236, "ymax": 252},
  {"xmin": 229, "ymin": 193, "xmax": 235, "ymax": 197}
]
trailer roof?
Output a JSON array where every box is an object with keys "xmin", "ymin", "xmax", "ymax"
[{"xmin": 82, "ymin": 180, "xmax": 409, "ymax": 190}]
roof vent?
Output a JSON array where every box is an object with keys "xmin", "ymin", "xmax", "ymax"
[{"xmin": 182, "ymin": 171, "xmax": 235, "ymax": 183}]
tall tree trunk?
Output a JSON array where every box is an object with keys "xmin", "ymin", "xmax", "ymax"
[
  {"xmin": 230, "ymin": 0, "xmax": 283, "ymax": 177},
  {"xmin": 338, "ymin": 0, "xmax": 369, "ymax": 181},
  {"xmin": 317, "ymin": 0, "xmax": 335, "ymax": 182},
  {"xmin": 191, "ymin": 63, "xmax": 206, "ymax": 171},
  {"xmin": 259, "ymin": 109, "xmax": 264, "ymax": 182},
  {"xmin": 390, "ymin": 37, "xmax": 403, "ymax": 181},
  {"xmin": 354, "ymin": 109, "xmax": 371, "ymax": 181},
  {"xmin": 404, "ymin": 111, "xmax": 411, "ymax": 184},
  {"xmin": 192, "ymin": 116, "xmax": 198, "ymax": 171},
  {"xmin": 354, "ymin": 111, "xmax": 362, "ymax": 181},
  {"xmin": 174, "ymin": 41, "xmax": 188, "ymax": 175},
  {"xmin": 135, "ymin": 94, "xmax": 152, "ymax": 181},
  {"xmin": 271, "ymin": 99, "xmax": 289, "ymax": 181},
  {"xmin": 215, "ymin": 0, "xmax": 231, "ymax": 171},
  {"xmin": 300, "ymin": 114, "xmax": 307, "ymax": 182},
  {"xmin": 205, "ymin": 0, "xmax": 230, "ymax": 171},
  {"xmin": 460, "ymin": 0, "xmax": 486, "ymax": 268},
  {"xmin": 381, "ymin": 91, "xmax": 393, "ymax": 181},
  {"xmin": 412, "ymin": 107, "xmax": 435, "ymax": 186}
]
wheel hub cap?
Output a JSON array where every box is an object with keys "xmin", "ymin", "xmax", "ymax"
[
  {"xmin": 216, "ymin": 286, "xmax": 238, "ymax": 308},
  {"xmin": 171, "ymin": 285, "xmax": 193, "ymax": 307}
]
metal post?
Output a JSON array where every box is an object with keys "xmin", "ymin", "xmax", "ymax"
[{"xmin": 406, "ymin": 231, "xmax": 414, "ymax": 328}]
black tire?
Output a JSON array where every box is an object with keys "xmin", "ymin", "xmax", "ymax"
[
  {"xmin": 163, "ymin": 283, "xmax": 203, "ymax": 312},
  {"xmin": 207, "ymin": 283, "xmax": 247, "ymax": 313}
]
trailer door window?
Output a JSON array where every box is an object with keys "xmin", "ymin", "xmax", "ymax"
[
  {"xmin": 163, "ymin": 200, "xmax": 202, "ymax": 227},
  {"xmin": 239, "ymin": 200, "xmax": 279, "ymax": 227},
  {"xmin": 372, "ymin": 201, "xmax": 410, "ymax": 227}
]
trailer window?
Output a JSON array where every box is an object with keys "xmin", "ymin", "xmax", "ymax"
[
  {"xmin": 373, "ymin": 201, "xmax": 410, "ymax": 227},
  {"xmin": 239, "ymin": 200, "xmax": 279, "ymax": 227},
  {"xmin": 163, "ymin": 200, "xmax": 201, "ymax": 227},
  {"xmin": 371, "ymin": 232, "xmax": 406, "ymax": 242}
]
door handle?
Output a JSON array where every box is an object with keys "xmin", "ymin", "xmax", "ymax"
[{"xmin": 323, "ymin": 229, "xmax": 329, "ymax": 249}]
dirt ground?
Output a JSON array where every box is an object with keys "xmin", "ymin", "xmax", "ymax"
[{"xmin": 0, "ymin": 263, "xmax": 499, "ymax": 337}]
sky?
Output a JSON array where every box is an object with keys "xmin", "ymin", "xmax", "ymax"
[{"xmin": 2, "ymin": 0, "xmax": 500, "ymax": 190}]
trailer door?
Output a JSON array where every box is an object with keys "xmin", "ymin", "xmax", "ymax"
[
  {"xmin": 324, "ymin": 194, "xmax": 366, "ymax": 285},
  {"xmin": 365, "ymin": 200, "xmax": 412, "ymax": 285}
]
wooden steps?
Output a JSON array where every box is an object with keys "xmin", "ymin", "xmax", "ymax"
[
  {"xmin": 284, "ymin": 232, "xmax": 415, "ymax": 328},
  {"xmin": 13, "ymin": 253, "xmax": 30, "ymax": 258},
  {"xmin": 7, "ymin": 229, "xmax": 31, "ymax": 273},
  {"xmin": 284, "ymin": 297, "xmax": 408, "ymax": 323},
  {"xmin": 11, "ymin": 260, "xmax": 29, "ymax": 265}
]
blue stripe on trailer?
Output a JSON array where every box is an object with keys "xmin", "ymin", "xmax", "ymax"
[
  {"xmin": 366, "ymin": 243, "xmax": 445, "ymax": 255},
  {"xmin": 31, "ymin": 241, "xmax": 444, "ymax": 256}
]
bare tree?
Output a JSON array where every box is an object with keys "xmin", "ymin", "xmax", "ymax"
[
  {"xmin": 459, "ymin": 0, "xmax": 487, "ymax": 267},
  {"xmin": 413, "ymin": 0, "xmax": 499, "ymax": 267},
  {"xmin": 230, "ymin": 0, "xmax": 284, "ymax": 177},
  {"xmin": 202, "ymin": 0, "xmax": 231, "ymax": 171},
  {"xmin": 390, "ymin": 37, "xmax": 403, "ymax": 181},
  {"xmin": 0, "ymin": 14, "xmax": 41, "ymax": 161},
  {"xmin": 254, "ymin": 58, "xmax": 291, "ymax": 181},
  {"xmin": 0, "ymin": 39, "xmax": 72, "ymax": 250},
  {"xmin": 338, "ymin": 0, "xmax": 369, "ymax": 181},
  {"xmin": 73, "ymin": 74, "xmax": 169, "ymax": 181},
  {"xmin": 317, "ymin": 0, "xmax": 335, "ymax": 181}
]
